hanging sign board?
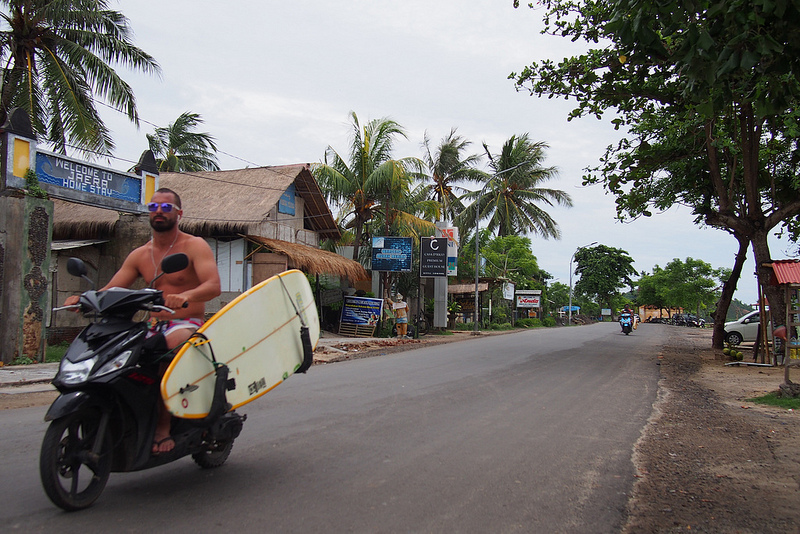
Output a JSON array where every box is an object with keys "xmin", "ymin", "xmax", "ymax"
[
  {"xmin": 371, "ymin": 237, "xmax": 413, "ymax": 272},
  {"xmin": 34, "ymin": 150, "xmax": 146, "ymax": 211}
]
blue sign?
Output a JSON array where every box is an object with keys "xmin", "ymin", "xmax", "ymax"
[
  {"xmin": 340, "ymin": 296, "xmax": 384, "ymax": 326},
  {"xmin": 278, "ymin": 183, "xmax": 296, "ymax": 215},
  {"xmin": 371, "ymin": 237, "xmax": 413, "ymax": 272},
  {"xmin": 35, "ymin": 152, "xmax": 141, "ymax": 203}
]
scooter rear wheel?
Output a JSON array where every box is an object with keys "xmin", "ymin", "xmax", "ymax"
[
  {"xmin": 40, "ymin": 408, "xmax": 112, "ymax": 511},
  {"xmin": 192, "ymin": 439, "xmax": 234, "ymax": 468}
]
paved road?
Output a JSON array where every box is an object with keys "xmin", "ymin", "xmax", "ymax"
[{"xmin": 1, "ymin": 322, "xmax": 665, "ymax": 533}]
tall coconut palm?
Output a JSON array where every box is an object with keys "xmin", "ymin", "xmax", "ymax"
[
  {"xmin": 313, "ymin": 111, "xmax": 425, "ymax": 261},
  {"xmin": 0, "ymin": 0, "xmax": 160, "ymax": 155},
  {"xmin": 147, "ymin": 111, "xmax": 220, "ymax": 172},
  {"xmin": 460, "ymin": 134, "xmax": 572, "ymax": 238},
  {"xmin": 420, "ymin": 128, "xmax": 486, "ymax": 223}
]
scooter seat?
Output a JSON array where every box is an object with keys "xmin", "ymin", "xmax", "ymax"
[{"xmin": 142, "ymin": 333, "xmax": 171, "ymax": 364}]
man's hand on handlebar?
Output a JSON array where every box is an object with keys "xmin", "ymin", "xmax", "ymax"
[
  {"xmin": 62, "ymin": 295, "xmax": 81, "ymax": 313},
  {"xmin": 163, "ymin": 294, "xmax": 189, "ymax": 310}
]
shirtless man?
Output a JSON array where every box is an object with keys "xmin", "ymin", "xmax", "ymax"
[{"xmin": 65, "ymin": 188, "xmax": 221, "ymax": 454}]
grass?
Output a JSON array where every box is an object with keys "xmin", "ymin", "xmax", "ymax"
[
  {"xmin": 45, "ymin": 342, "xmax": 69, "ymax": 363},
  {"xmin": 746, "ymin": 392, "xmax": 800, "ymax": 410}
]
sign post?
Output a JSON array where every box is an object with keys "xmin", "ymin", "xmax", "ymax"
[{"xmin": 420, "ymin": 237, "xmax": 447, "ymax": 277}]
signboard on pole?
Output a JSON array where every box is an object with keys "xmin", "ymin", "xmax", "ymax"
[
  {"xmin": 437, "ymin": 227, "xmax": 459, "ymax": 276},
  {"xmin": 371, "ymin": 237, "xmax": 413, "ymax": 272},
  {"xmin": 515, "ymin": 290, "xmax": 542, "ymax": 308},
  {"xmin": 420, "ymin": 236, "xmax": 447, "ymax": 277}
]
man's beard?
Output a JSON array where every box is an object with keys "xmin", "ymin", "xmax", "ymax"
[{"xmin": 150, "ymin": 216, "xmax": 177, "ymax": 232}]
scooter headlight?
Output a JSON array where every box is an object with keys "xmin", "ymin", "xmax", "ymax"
[
  {"xmin": 59, "ymin": 356, "xmax": 98, "ymax": 385},
  {"xmin": 95, "ymin": 350, "xmax": 134, "ymax": 378}
]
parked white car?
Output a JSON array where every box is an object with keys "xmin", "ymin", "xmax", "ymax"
[{"xmin": 724, "ymin": 310, "xmax": 771, "ymax": 345}]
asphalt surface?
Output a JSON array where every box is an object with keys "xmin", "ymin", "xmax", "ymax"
[{"xmin": 1, "ymin": 323, "xmax": 662, "ymax": 532}]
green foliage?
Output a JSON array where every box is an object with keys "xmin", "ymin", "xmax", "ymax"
[
  {"xmin": 147, "ymin": 112, "xmax": 220, "ymax": 172},
  {"xmin": 10, "ymin": 355, "xmax": 36, "ymax": 365},
  {"xmin": 491, "ymin": 322, "xmax": 513, "ymax": 330},
  {"xmin": 512, "ymin": 0, "xmax": 800, "ymax": 329},
  {"xmin": 0, "ymin": 1, "xmax": 160, "ymax": 155},
  {"xmin": 491, "ymin": 306, "xmax": 510, "ymax": 324},
  {"xmin": 638, "ymin": 258, "xmax": 725, "ymax": 314},
  {"xmin": 24, "ymin": 169, "xmax": 48, "ymax": 199},
  {"xmin": 45, "ymin": 342, "xmax": 69, "ymax": 363},
  {"xmin": 429, "ymin": 329, "xmax": 454, "ymax": 336},
  {"xmin": 420, "ymin": 128, "xmax": 487, "ymax": 223},
  {"xmin": 746, "ymin": 392, "xmax": 800, "ymax": 409},
  {"xmin": 312, "ymin": 112, "xmax": 430, "ymax": 262},
  {"xmin": 457, "ymin": 134, "xmax": 572, "ymax": 238},
  {"xmin": 516, "ymin": 318, "xmax": 542, "ymax": 328},
  {"xmin": 573, "ymin": 244, "xmax": 637, "ymax": 309},
  {"xmin": 453, "ymin": 322, "xmax": 474, "ymax": 331},
  {"xmin": 542, "ymin": 317, "xmax": 556, "ymax": 327}
]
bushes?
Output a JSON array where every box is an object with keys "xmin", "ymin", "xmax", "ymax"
[{"xmin": 514, "ymin": 317, "xmax": 556, "ymax": 328}]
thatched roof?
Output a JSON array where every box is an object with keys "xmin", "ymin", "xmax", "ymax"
[
  {"xmin": 52, "ymin": 198, "xmax": 119, "ymax": 240},
  {"xmin": 245, "ymin": 235, "xmax": 369, "ymax": 281},
  {"xmin": 159, "ymin": 165, "xmax": 339, "ymax": 239},
  {"xmin": 448, "ymin": 282, "xmax": 489, "ymax": 294}
]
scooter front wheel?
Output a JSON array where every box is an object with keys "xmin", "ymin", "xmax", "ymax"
[{"xmin": 40, "ymin": 408, "xmax": 112, "ymax": 511}]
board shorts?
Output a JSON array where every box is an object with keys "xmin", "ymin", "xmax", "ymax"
[
  {"xmin": 147, "ymin": 318, "xmax": 204, "ymax": 338},
  {"xmin": 396, "ymin": 317, "xmax": 408, "ymax": 324}
]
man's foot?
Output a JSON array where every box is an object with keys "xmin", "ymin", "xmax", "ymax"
[{"xmin": 152, "ymin": 436, "xmax": 175, "ymax": 455}]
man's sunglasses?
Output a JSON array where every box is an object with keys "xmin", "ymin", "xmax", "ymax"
[{"xmin": 147, "ymin": 202, "xmax": 180, "ymax": 213}]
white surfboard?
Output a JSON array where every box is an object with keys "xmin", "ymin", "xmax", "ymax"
[{"xmin": 161, "ymin": 269, "xmax": 319, "ymax": 419}]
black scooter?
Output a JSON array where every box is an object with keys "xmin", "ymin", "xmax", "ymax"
[{"xmin": 40, "ymin": 253, "xmax": 245, "ymax": 511}]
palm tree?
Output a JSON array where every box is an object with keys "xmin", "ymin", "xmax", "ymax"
[
  {"xmin": 0, "ymin": 0, "xmax": 160, "ymax": 155},
  {"xmin": 313, "ymin": 112, "xmax": 425, "ymax": 261},
  {"xmin": 420, "ymin": 128, "xmax": 486, "ymax": 223},
  {"xmin": 147, "ymin": 111, "xmax": 220, "ymax": 172},
  {"xmin": 460, "ymin": 134, "xmax": 573, "ymax": 238}
]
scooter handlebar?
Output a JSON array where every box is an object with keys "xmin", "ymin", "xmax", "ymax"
[{"xmin": 52, "ymin": 304, "xmax": 81, "ymax": 312}]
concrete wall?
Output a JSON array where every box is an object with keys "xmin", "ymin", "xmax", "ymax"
[{"xmin": 0, "ymin": 195, "xmax": 53, "ymax": 363}]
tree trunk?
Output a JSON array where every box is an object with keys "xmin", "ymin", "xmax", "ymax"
[
  {"xmin": 711, "ymin": 233, "xmax": 750, "ymax": 348},
  {"xmin": 751, "ymin": 228, "xmax": 785, "ymax": 329}
]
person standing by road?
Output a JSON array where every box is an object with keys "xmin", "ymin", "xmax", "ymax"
[{"xmin": 385, "ymin": 291, "xmax": 409, "ymax": 339}]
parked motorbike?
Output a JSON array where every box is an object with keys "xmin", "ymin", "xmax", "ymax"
[
  {"xmin": 619, "ymin": 312, "xmax": 633, "ymax": 335},
  {"xmin": 40, "ymin": 254, "xmax": 245, "ymax": 511}
]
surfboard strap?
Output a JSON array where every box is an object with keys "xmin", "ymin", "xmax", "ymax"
[
  {"xmin": 277, "ymin": 275, "xmax": 306, "ymax": 327},
  {"xmin": 278, "ymin": 275, "xmax": 314, "ymax": 374}
]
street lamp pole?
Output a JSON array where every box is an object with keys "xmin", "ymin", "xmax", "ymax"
[
  {"xmin": 568, "ymin": 241, "xmax": 597, "ymax": 326},
  {"xmin": 473, "ymin": 161, "xmax": 530, "ymax": 334}
]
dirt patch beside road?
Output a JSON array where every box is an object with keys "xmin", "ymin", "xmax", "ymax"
[{"xmin": 624, "ymin": 328, "xmax": 800, "ymax": 533}]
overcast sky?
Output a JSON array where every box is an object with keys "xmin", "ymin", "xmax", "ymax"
[{"xmin": 95, "ymin": 0, "xmax": 794, "ymax": 307}]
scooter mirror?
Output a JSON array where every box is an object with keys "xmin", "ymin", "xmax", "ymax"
[
  {"xmin": 66, "ymin": 257, "xmax": 88, "ymax": 277},
  {"xmin": 162, "ymin": 253, "xmax": 189, "ymax": 274}
]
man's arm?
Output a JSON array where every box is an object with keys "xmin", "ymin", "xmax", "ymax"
[{"xmin": 100, "ymin": 249, "xmax": 144, "ymax": 291}]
